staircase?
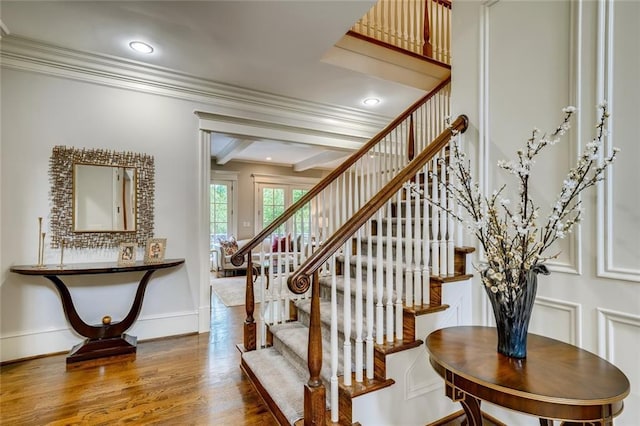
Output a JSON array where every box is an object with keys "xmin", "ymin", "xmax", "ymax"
[
  {"xmin": 240, "ymin": 245, "xmax": 474, "ymax": 425},
  {"xmin": 231, "ymin": 89, "xmax": 473, "ymax": 424},
  {"xmin": 232, "ymin": 1, "xmax": 470, "ymax": 424}
]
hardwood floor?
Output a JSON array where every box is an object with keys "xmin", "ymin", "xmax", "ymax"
[{"xmin": 0, "ymin": 292, "xmax": 278, "ymax": 425}]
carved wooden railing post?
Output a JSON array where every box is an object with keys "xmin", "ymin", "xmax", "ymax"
[
  {"xmin": 304, "ymin": 270, "xmax": 325, "ymax": 425},
  {"xmin": 408, "ymin": 114, "xmax": 415, "ymax": 162},
  {"xmin": 423, "ymin": 0, "xmax": 433, "ymax": 57},
  {"xmin": 244, "ymin": 249, "xmax": 256, "ymax": 351}
]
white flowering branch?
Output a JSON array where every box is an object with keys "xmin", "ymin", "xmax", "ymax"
[{"xmin": 434, "ymin": 103, "xmax": 618, "ymax": 305}]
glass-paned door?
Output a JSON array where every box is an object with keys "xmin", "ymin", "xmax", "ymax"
[
  {"xmin": 292, "ymin": 188, "xmax": 310, "ymax": 242},
  {"xmin": 210, "ymin": 180, "xmax": 233, "ymax": 246},
  {"xmin": 261, "ymin": 186, "xmax": 286, "ymax": 235}
]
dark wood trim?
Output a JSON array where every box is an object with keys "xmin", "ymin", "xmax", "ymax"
[
  {"xmin": 430, "ymin": 273, "xmax": 474, "ymax": 284},
  {"xmin": 10, "ymin": 258, "xmax": 185, "ymax": 276},
  {"xmin": 426, "ymin": 409, "xmax": 507, "ymax": 426},
  {"xmin": 305, "ymin": 271, "xmax": 326, "ymax": 424},
  {"xmin": 231, "ymin": 79, "xmax": 453, "ymax": 268},
  {"xmin": 345, "ymin": 30, "xmax": 451, "ymax": 69},
  {"xmin": 339, "ymin": 374, "xmax": 395, "ymax": 399},
  {"xmin": 432, "ymin": 0, "xmax": 452, "ymax": 8},
  {"xmin": 423, "ymin": 0, "xmax": 433, "ymax": 57},
  {"xmin": 408, "ymin": 114, "xmax": 415, "ymax": 161},
  {"xmin": 304, "ymin": 384, "xmax": 326, "ymax": 426},
  {"xmin": 289, "ymin": 115, "xmax": 469, "ymax": 294},
  {"xmin": 408, "ymin": 304, "xmax": 449, "ymax": 317},
  {"xmin": 244, "ymin": 250, "xmax": 256, "ymax": 351}
]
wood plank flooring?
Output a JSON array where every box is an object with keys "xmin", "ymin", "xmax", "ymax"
[{"xmin": 0, "ymin": 291, "xmax": 278, "ymax": 425}]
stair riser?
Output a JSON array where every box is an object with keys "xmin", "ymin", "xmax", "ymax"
[
  {"xmin": 357, "ymin": 238, "xmax": 438, "ymax": 263},
  {"xmin": 295, "ymin": 299, "xmax": 390, "ymax": 352},
  {"xmin": 317, "ymin": 279, "xmax": 395, "ymax": 315},
  {"xmin": 373, "ymin": 218, "xmax": 431, "ymax": 237},
  {"xmin": 275, "ymin": 315, "xmax": 369, "ymax": 378}
]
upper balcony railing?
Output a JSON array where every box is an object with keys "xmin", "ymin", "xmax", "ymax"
[{"xmin": 350, "ymin": 0, "xmax": 451, "ymax": 65}]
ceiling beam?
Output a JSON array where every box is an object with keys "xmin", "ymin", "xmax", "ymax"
[
  {"xmin": 293, "ymin": 150, "xmax": 349, "ymax": 172},
  {"xmin": 215, "ymin": 138, "xmax": 255, "ymax": 165}
]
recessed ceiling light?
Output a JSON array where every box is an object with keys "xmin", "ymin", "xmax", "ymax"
[
  {"xmin": 362, "ymin": 97, "xmax": 381, "ymax": 106},
  {"xmin": 129, "ymin": 41, "xmax": 154, "ymax": 54}
]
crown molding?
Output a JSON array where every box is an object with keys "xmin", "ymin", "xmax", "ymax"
[{"xmin": 0, "ymin": 35, "xmax": 390, "ymax": 140}]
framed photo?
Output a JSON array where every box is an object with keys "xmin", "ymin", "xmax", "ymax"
[
  {"xmin": 144, "ymin": 238, "xmax": 166, "ymax": 263},
  {"xmin": 118, "ymin": 242, "xmax": 136, "ymax": 265}
]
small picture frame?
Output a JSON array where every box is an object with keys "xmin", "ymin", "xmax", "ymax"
[
  {"xmin": 144, "ymin": 238, "xmax": 166, "ymax": 263},
  {"xmin": 118, "ymin": 242, "xmax": 136, "ymax": 266}
]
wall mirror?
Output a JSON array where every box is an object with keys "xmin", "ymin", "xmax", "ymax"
[
  {"xmin": 73, "ymin": 164, "xmax": 137, "ymax": 232},
  {"xmin": 49, "ymin": 146, "xmax": 155, "ymax": 249}
]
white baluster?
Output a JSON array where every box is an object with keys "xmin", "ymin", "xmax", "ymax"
[
  {"xmin": 330, "ymin": 255, "xmax": 339, "ymax": 423},
  {"xmin": 365, "ymin": 151, "xmax": 375, "ymax": 379},
  {"xmin": 395, "ymin": 187, "xmax": 404, "ymax": 339},
  {"xmin": 422, "ymin": 163, "xmax": 431, "ymax": 306},
  {"xmin": 355, "ymin": 227, "xmax": 364, "ymax": 383},
  {"xmin": 375, "ymin": 208, "xmax": 384, "ymax": 346},
  {"xmin": 439, "ymin": 150, "xmax": 447, "ymax": 276},
  {"xmin": 343, "ymin": 238, "xmax": 352, "ymax": 386},
  {"xmin": 366, "ymin": 218, "xmax": 374, "ymax": 379},
  {"xmin": 431, "ymin": 155, "xmax": 440, "ymax": 277},
  {"xmin": 413, "ymin": 175, "xmax": 422, "ymax": 308},
  {"xmin": 385, "ymin": 200, "xmax": 394, "ymax": 343},
  {"xmin": 404, "ymin": 180, "xmax": 414, "ymax": 308},
  {"xmin": 269, "ymin": 236, "xmax": 276, "ymax": 325},
  {"xmin": 447, "ymin": 144, "xmax": 455, "ymax": 276}
]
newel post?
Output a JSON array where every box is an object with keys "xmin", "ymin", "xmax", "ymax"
[
  {"xmin": 304, "ymin": 270, "xmax": 325, "ymax": 425},
  {"xmin": 423, "ymin": 0, "xmax": 433, "ymax": 57},
  {"xmin": 243, "ymin": 250, "xmax": 256, "ymax": 351}
]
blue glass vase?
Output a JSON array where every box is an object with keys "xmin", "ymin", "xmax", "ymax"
[{"xmin": 485, "ymin": 264, "xmax": 549, "ymax": 359}]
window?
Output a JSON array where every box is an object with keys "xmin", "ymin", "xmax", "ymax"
[
  {"xmin": 255, "ymin": 176, "xmax": 315, "ymax": 239},
  {"xmin": 261, "ymin": 186, "xmax": 286, "ymax": 234},
  {"xmin": 292, "ymin": 188, "xmax": 310, "ymax": 238},
  {"xmin": 210, "ymin": 180, "xmax": 233, "ymax": 246}
]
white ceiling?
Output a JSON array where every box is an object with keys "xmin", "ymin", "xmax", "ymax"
[{"xmin": 0, "ymin": 1, "xmax": 426, "ymax": 170}]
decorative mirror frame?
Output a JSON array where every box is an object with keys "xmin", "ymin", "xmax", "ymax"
[{"xmin": 49, "ymin": 146, "xmax": 155, "ymax": 249}]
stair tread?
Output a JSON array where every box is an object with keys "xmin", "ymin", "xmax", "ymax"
[
  {"xmin": 270, "ymin": 320, "xmax": 344, "ymax": 386},
  {"xmin": 242, "ymin": 347, "xmax": 306, "ymax": 425}
]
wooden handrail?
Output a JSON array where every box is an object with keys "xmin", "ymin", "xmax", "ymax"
[
  {"xmin": 433, "ymin": 0, "xmax": 451, "ymax": 7},
  {"xmin": 231, "ymin": 77, "xmax": 452, "ymax": 267},
  {"xmin": 287, "ymin": 114, "xmax": 469, "ymax": 294}
]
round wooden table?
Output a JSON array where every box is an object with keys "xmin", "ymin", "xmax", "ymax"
[{"xmin": 426, "ymin": 326, "xmax": 630, "ymax": 425}]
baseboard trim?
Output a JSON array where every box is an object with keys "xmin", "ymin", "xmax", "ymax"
[{"xmin": 0, "ymin": 311, "xmax": 199, "ymax": 363}]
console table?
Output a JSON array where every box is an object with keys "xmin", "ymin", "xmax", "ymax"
[
  {"xmin": 426, "ymin": 326, "xmax": 630, "ymax": 426},
  {"xmin": 10, "ymin": 259, "xmax": 185, "ymax": 363}
]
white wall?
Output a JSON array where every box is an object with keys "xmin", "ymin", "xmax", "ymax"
[
  {"xmin": 0, "ymin": 69, "xmax": 205, "ymax": 361},
  {"xmin": 0, "ymin": 38, "xmax": 385, "ymax": 362},
  {"xmin": 452, "ymin": 1, "xmax": 639, "ymax": 424}
]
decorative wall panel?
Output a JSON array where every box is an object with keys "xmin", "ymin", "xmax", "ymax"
[
  {"xmin": 480, "ymin": 0, "xmax": 582, "ymax": 274},
  {"xmin": 530, "ymin": 297, "xmax": 581, "ymax": 346},
  {"xmin": 596, "ymin": 0, "xmax": 640, "ymax": 282},
  {"xmin": 597, "ymin": 308, "xmax": 640, "ymax": 394}
]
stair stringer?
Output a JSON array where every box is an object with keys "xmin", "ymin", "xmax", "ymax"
[{"xmin": 349, "ymin": 278, "xmax": 473, "ymax": 426}]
